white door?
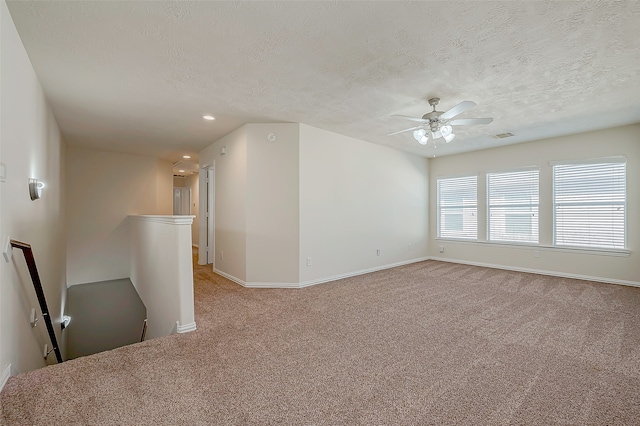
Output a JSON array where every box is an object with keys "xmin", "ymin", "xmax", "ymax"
[
  {"xmin": 207, "ymin": 168, "xmax": 214, "ymax": 264},
  {"xmin": 173, "ymin": 187, "xmax": 191, "ymax": 215},
  {"xmin": 198, "ymin": 166, "xmax": 215, "ymax": 265}
]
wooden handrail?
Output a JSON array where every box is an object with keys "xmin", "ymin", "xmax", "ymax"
[{"xmin": 10, "ymin": 239, "xmax": 63, "ymax": 364}]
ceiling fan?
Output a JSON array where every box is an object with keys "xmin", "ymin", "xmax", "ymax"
[{"xmin": 389, "ymin": 97, "xmax": 493, "ymax": 145}]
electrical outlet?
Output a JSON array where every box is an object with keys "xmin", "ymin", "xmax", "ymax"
[
  {"xmin": 376, "ymin": 249, "xmax": 381, "ymax": 256},
  {"xmin": 43, "ymin": 344, "xmax": 48, "ymax": 358},
  {"xmin": 439, "ymin": 245, "xmax": 444, "ymax": 253},
  {"xmin": 220, "ymin": 251, "xmax": 224, "ymax": 260},
  {"xmin": 307, "ymin": 257, "xmax": 312, "ymax": 266},
  {"xmin": 408, "ymin": 244, "xmax": 412, "ymax": 251},
  {"xmin": 534, "ymin": 250, "xmax": 539, "ymax": 258}
]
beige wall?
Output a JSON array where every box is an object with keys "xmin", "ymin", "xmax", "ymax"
[
  {"xmin": 156, "ymin": 166, "xmax": 173, "ymax": 215},
  {"xmin": 173, "ymin": 176, "xmax": 187, "ymax": 187},
  {"xmin": 129, "ymin": 216, "xmax": 195, "ymax": 339},
  {"xmin": 199, "ymin": 127, "xmax": 248, "ymax": 281},
  {"xmin": 246, "ymin": 124, "xmax": 300, "ymax": 284},
  {"xmin": 1, "ymin": 1, "xmax": 67, "ymax": 379},
  {"xmin": 200, "ymin": 123, "xmax": 429, "ymax": 286},
  {"xmin": 299, "ymin": 125, "xmax": 429, "ymax": 283},
  {"xmin": 428, "ymin": 124, "xmax": 640, "ymax": 284},
  {"xmin": 66, "ymin": 147, "xmax": 172, "ymax": 286}
]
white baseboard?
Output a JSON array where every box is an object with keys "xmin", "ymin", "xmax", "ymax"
[
  {"xmin": 213, "ymin": 269, "xmax": 300, "ymax": 288},
  {"xmin": 214, "ymin": 269, "xmax": 247, "ymax": 286},
  {"xmin": 298, "ymin": 257, "xmax": 431, "ymax": 288},
  {"xmin": 1, "ymin": 364, "xmax": 14, "ymax": 392},
  {"xmin": 244, "ymin": 281, "xmax": 300, "ymax": 288},
  {"xmin": 215, "ymin": 257, "xmax": 637, "ymax": 289},
  {"xmin": 214, "ymin": 257, "xmax": 430, "ymax": 289},
  {"xmin": 175, "ymin": 321, "xmax": 197, "ymax": 334},
  {"xmin": 428, "ymin": 257, "xmax": 640, "ymax": 288}
]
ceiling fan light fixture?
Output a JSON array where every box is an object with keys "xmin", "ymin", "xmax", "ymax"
[
  {"xmin": 413, "ymin": 129, "xmax": 427, "ymax": 143},
  {"xmin": 390, "ymin": 97, "xmax": 492, "ymax": 146}
]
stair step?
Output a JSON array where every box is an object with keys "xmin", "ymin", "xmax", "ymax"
[{"xmin": 66, "ymin": 278, "xmax": 146, "ymax": 359}]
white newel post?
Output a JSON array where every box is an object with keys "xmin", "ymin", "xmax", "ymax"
[{"xmin": 129, "ymin": 215, "xmax": 196, "ymax": 340}]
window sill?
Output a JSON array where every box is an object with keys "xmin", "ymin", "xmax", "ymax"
[{"xmin": 435, "ymin": 239, "xmax": 631, "ymax": 257}]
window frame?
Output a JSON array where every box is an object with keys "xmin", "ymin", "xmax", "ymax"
[
  {"xmin": 486, "ymin": 167, "xmax": 540, "ymax": 245},
  {"xmin": 551, "ymin": 156, "xmax": 626, "ymax": 250},
  {"xmin": 436, "ymin": 174, "xmax": 478, "ymax": 241}
]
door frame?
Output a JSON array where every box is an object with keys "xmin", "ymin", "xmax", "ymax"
[{"xmin": 198, "ymin": 165, "xmax": 215, "ymax": 266}]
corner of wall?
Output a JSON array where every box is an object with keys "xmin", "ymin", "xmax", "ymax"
[
  {"xmin": 155, "ymin": 158, "xmax": 173, "ymax": 215},
  {"xmin": 427, "ymin": 125, "xmax": 640, "ymax": 283},
  {"xmin": 1, "ymin": 0, "xmax": 67, "ymax": 374}
]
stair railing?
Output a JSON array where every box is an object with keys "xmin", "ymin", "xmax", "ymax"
[{"xmin": 10, "ymin": 239, "xmax": 63, "ymax": 363}]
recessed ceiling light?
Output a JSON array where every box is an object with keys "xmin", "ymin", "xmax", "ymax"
[
  {"xmin": 179, "ymin": 170, "xmax": 185, "ymax": 173},
  {"xmin": 182, "ymin": 155, "xmax": 191, "ymax": 159},
  {"xmin": 203, "ymin": 115, "xmax": 215, "ymax": 121}
]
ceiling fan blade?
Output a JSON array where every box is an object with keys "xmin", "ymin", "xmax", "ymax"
[
  {"xmin": 390, "ymin": 114, "xmax": 428, "ymax": 123},
  {"xmin": 440, "ymin": 100, "xmax": 477, "ymax": 120},
  {"xmin": 387, "ymin": 126, "xmax": 423, "ymax": 136},
  {"xmin": 449, "ymin": 118, "xmax": 493, "ymax": 126}
]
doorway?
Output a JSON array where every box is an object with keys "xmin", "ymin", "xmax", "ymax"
[
  {"xmin": 173, "ymin": 187, "xmax": 191, "ymax": 215},
  {"xmin": 198, "ymin": 166, "xmax": 214, "ymax": 266}
]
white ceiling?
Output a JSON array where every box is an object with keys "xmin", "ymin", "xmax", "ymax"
[{"xmin": 6, "ymin": 1, "xmax": 640, "ymax": 163}]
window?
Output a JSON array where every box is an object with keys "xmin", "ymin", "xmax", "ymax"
[
  {"xmin": 553, "ymin": 159, "xmax": 626, "ymax": 249},
  {"xmin": 487, "ymin": 169, "xmax": 539, "ymax": 243},
  {"xmin": 437, "ymin": 175, "xmax": 477, "ymax": 240}
]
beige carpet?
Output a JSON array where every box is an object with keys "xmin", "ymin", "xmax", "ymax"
[{"xmin": 2, "ymin": 258, "xmax": 640, "ymax": 425}]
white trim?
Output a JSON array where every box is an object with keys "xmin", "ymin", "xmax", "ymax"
[
  {"xmin": 486, "ymin": 168, "xmax": 540, "ymax": 245},
  {"xmin": 244, "ymin": 281, "xmax": 300, "ymax": 289},
  {"xmin": 299, "ymin": 257, "xmax": 430, "ymax": 287},
  {"xmin": 485, "ymin": 165, "xmax": 540, "ymax": 174},
  {"xmin": 215, "ymin": 257, "xmax": 430, "ymax": 289},
  {"xmin": 176, "ymin": 321, "xmax": 197, "ymax": 333},
  {"xmin": 434, "ymin": 238, "xmax": 630, "ymax": 257},
  {"xmin": 208, "ymin": 167, "xmax": 215, "ymax": 266},
  {"xmin": 435, "ymin": 171, "xmax": 481, "ymax": 180},
  {"xmin": 129, "ymin": 215, "xmax": 195, "ymax": 225},
  {"xmin": 213, "ymin": 270, "xmax": 298, "ymax": 289},
  {"xmin": 549, "ymin": 155, "xmax": 626, "ymax": 166},
  {"xmin": 1, "ymin": 364, "xmax": 14, "ymax": 392},
  {"xmin": 428, "ymin": 257, "xmax": 640, "ymax": 288},
  {"xmin": 213, "ymin": 256, "xmax": 638, "ymax": 290},
  {"xmin": 552, "ymin": 161, "xmax": 626, "ymax": 251},
  {"xmin": 214, "ymin": 269, "xmax": 247, "ymax": 286},
  {"xmin": 542, "ymin": 245, "xmax": 629, "ymax": 257}
]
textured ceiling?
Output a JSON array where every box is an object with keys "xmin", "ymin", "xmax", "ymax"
[{"xmin": 6, "ymin": 1, "xmax": 640, "ymax": 162}]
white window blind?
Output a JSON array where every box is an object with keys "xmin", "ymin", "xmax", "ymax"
[
  {"xmin": 553, "ymin": 160, "xmax": 626, "ymax": 249},
  {"xmin": 487, "ymin": 169, "xmax": 539, "ymax": 243},
  {"xmin": 437, "ymin": 175, "xmax": 477, "ymax": 240}
]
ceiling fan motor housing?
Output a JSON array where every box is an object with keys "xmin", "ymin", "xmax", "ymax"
[
  {"xmin": 388, "ymin": 97, "xmax": 491, "ymax": 140},
  {"xmin": 422, "ymin": 111, "xmax": 444, "ymax": 131},
  {"xmin": 423, "ymin": 97, "xmax": 444, "ymax": 131}
]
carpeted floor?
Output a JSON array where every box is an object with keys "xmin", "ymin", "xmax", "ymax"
[{"xmin": 2, "ymin": 257, "xmax": 640, "ymax": 425}]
